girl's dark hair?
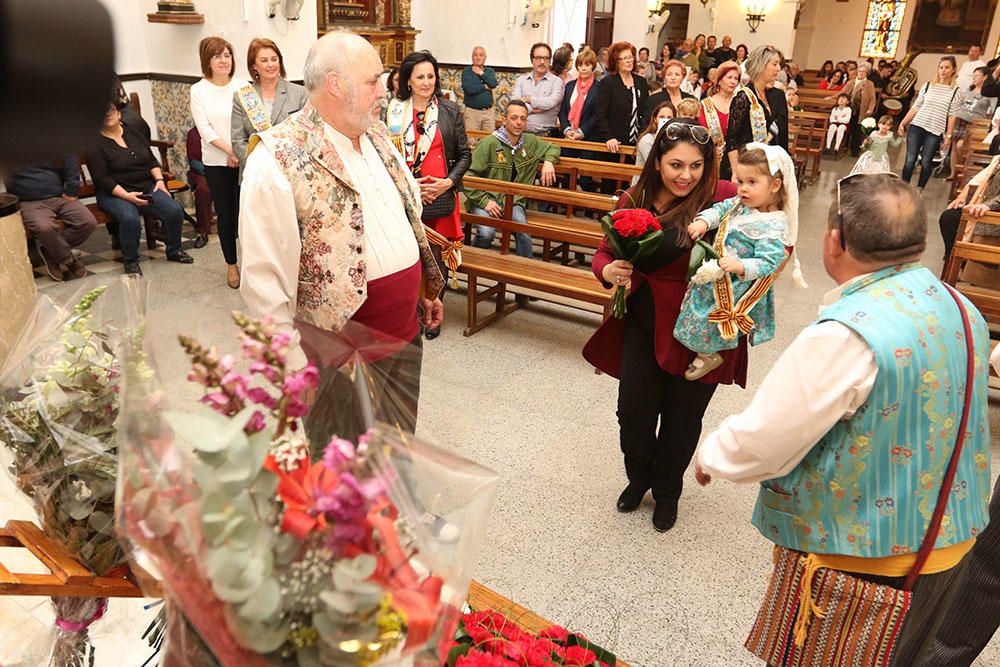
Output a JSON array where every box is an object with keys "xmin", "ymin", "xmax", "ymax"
[
  {"xmin": 397, "ymin": 50, "xmax": 442, "ymax": 101},
  {"xmin": 735, "ymin": 44, "xmax": 749, "ymax": 59},
  {"xmin": 641, "ymin": 101, "xmax": 675, "ymax": 138},
  {"xmin": 552, "ymin": 45, "xmax": 574, "ymax": 75},
  {"xmin": 973, "ymin": 66, "xmax": 991, "ymax": 89},
  {"xmin": 386, "ymin": 67, "xmax": 399, "ymax": 94},
  {"xmin": 828, "ymin": 70, "xmax": 845, "ymax": 85},
  {"xmin": 626, "ymin": 118, "xmax": 717, "ymax": 248},
  {"xmin": 820, "ymin": 60, "xmax": 834, "ymax": 76}
]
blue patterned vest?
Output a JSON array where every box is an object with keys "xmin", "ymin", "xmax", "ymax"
[{"xmin": 752, "ymin": 264, "xmax": 992, "ymax": 557}]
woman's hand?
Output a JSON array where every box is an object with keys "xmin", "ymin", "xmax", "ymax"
[
  {"xmin": 153, "ymin": 179, "xmax": 170, "ymax": 195},
  {"xmin": 949, "ymin": 188, "xmax": 969, "ymax": 209},
  {"xmin": 897, "ymin": 123, "xmax": 907, "ymax": 137},
  {"xmin": 606, "ymin": 138, "xmax": 621, "ymax": 153},
  {"xmin": 419, "ymin": 176, "xmax": 453, "ymax": 203},
  {"xmin": 688, "ymin": 219, "xmax": 709, "ymax": 240},
  {"xmin": 965, "ymin": 203, "xmax": 991, "ymax": 218},
  {"xmin": 719, "ymin": 255, "xmax": 745, "ymax": 276},
  {"xmin": 227, "ymin": 154, "xmax": 240, "ymax": 168},
  {"xmin": 602, "ymin": 259, "xmax": 634, "ymax": 288},
  {"xmin": 124, "ymin": 191, "xmax": 149, "ymax": 207},
  {"xmin": 941, "ymin": 136, "xmax": 952, "ymax": 153}
]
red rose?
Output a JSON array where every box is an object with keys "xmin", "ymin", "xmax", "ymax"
[
  {"xmin": 563, "ymin": 645, "xmax": 598, "ymax": 666},
  {"xmin": 538, "ymin": 625, "xmax": 570, "ymax": 643},
  {"xmin": 456, "ymin": 649, "xmax": 519, "ymax": 666},
  {"xmin": 611, "ymin": 208, "xmax": 661, "ymax": 238}
]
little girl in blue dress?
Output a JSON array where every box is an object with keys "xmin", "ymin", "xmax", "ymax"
[{"xmin": 674, "ymin": 143, "xmax": 804, "ymax": 380}]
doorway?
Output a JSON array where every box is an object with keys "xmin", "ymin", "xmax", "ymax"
[
  {"xmin": 658, "ymin": 4, "xmax": 690, "ymax": 53},
  {"xmin": 587, "ymin": 0, "xmax": 615, "ymax": 50}
]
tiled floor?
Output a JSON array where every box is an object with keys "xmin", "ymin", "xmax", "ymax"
[{"xmin": 2, "ymin": 155, "xmax": 999, "ymax": 666}]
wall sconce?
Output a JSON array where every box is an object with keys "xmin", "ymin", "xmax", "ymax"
[
  {"xmin": 743, "ymin": 0, "xmax": 767, "ymax": 32},
  {"xmin": 267, "ymin": 0, "xmax": 305, "ymax": 20},
  {"xmin": 647, "ymin": 0, "xmax": 668, "ymax": 19}
]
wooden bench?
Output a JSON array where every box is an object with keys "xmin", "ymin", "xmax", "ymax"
[
  {"xmin": 457, "ymin": 176, "xmax": 614, "ymax": 335},
  {"xmin": 949, "ymin": 120, "xmax": 993, "ymax": 200},
  {"xmin": 942, "ymin": 211, "xmax": 1000, "ymax": 323},
  {"xmin": 466, "ymin": 129, "xmax": 636, "ymax": 163},
  {"xmin": 789, "ymin": 110, "xmax": 830, "ymax": 185}
]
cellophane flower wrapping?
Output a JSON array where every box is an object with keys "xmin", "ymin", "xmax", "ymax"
[
  {"xmin": 0, "ymin": 283, "xmax": 134, "ymax": 667},
  {"xmin": 115, "ymin": 282, "xmax": 499, "ymax": 667}
]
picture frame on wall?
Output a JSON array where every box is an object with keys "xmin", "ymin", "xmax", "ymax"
[{"xmin": 907, "ymin": 0, "xmax": 999, "ymax": 52}]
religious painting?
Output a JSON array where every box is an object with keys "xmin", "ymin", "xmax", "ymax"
[
  {"xmin": 395, "ymin": 40, "xmax": 404, "ymax": 62},
  {"xmin": 859, "ymin": 0, "xmax": 907, "ymax": 58},
  {"xmin": 907, "ymin": 0, "xmax": 999, "ymax": 53}
]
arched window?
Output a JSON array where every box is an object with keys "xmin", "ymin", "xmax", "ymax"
[{"xmin": 859, "ymin": 0, "xmax": 907, "ymax": 58}]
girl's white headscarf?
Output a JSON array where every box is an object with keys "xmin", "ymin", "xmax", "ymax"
[{"xmin": 744, "ymin": 142, "xmax": 807, "ymax": 287}]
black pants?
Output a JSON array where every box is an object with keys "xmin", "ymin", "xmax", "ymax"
[
  {"xmin": 617, "ymin": 285, "xmax": 717, "ymax": 502},
  {"xmin": 913, "ymin": 476, "xmax": 1000, "ymax": 666},
  {"xmin": 939, "ymin": 207, "xmax": 964, "ymax": 261},
  {"xmin": 848, "ymin": 113, "xmax": 864, "ymax": 157},
  {"xmin": 204, "ymin": 165, "xmax": 240, "ymax": 265},
  {"xmin": 303, "ymin": 334, "xmax": 423, "ymax": 457}
]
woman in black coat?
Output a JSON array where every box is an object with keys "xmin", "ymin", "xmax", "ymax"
[
  {"xmin": 593, "ymin": 41, "xmax": 649, "ymax": 194},
  {"xmin": 724, "ymin": 44, "xmax": 789, "ymax": 170}
]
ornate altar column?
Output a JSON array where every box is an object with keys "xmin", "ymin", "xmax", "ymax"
[{"xmin": 317, "ymin": 0, "xmax": 418, "ymax": 68}]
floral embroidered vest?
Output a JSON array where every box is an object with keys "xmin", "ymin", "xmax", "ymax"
[
  {"xmin": 252, "ymin": 104, "xmax": 444, "ymax": 332},
  {"xmin": 752, "ymin": 264, "xmax": 992, "ymax": 557}
]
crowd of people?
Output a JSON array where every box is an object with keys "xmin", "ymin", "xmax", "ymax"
[{"xmin": 5, "ymin": 23, "xmax": 1000, "ymax": 667}]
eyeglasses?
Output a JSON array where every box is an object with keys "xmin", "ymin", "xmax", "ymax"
[
  {"xmin": 415, "ymin": 110, "xmax": 426, "ymax": 135},
  {"xmin": 617, "ymin": 55, "xmax": 635, "ymax": 62},
  {"xmin": 661, "ymin": 122, "xmax": 711, "ymax": 145},
  {"xmin": 532, "ymin": 55, "xmax": 551, "ymax": 62},
  {"xmin": 836, "ymin": 171, "xmax": 900, "ymax": 250}
]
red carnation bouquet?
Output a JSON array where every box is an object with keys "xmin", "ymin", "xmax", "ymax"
[
  {"xmin": 444, "ymin": 609, "xmax": 618, "ymax": 666},
  {"xmin": 599, "ymin": 208, "xmax": 664, "ymax": 318}
]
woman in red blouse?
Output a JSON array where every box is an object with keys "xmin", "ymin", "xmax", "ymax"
[
  {"xmin": 583, "ymin": 119, "xmax": 741, "ymax": 533},
  {"xmin": 698, "ymin": 60, "xmax": 741, "ymax": 180}
]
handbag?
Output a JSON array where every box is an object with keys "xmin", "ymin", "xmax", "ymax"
[
  {"xmin": 420, "ymin": 188, "xmax": 456, "ymax": 220},
  {"xmin": 744, "ymin": 282, "xmax": 976, "ymax": 667}
]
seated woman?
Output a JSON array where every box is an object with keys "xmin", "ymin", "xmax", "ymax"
[{"xmin": 87, "ymin": 101, "xmax": 192, "ymax": 275}]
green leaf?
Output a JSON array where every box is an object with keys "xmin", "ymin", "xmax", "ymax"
[
  {"xmin": 164, "ymin": 406, "xmax": 253, "ymax": 454},
  {"xmin": 445, "ymin": 641, "xmax": 472, "ymax": 667},
  {"xmin": 68, "ymin": 501, "xmax": 95, "ymax": 521},
  {"xmin": 566, "ymin": 634, "xmax": 617, "ymax": 666},
  {"xmin": 238, "ymin": 577, "xmax": 282, "ymax": 622},
  {"xmin": 223, "ymin": 604, "xmax": 289, "ymax": 653},
  {"xmin": 88, "ymin": 511, "xmax": 113, "ymax": 535}
]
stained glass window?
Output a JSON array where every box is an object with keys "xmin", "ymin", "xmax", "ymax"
[
  {"xmin": 995, "ymin": 39, "xmax": 1000, "ymax": 58},
  {"xmin": 859, "ymin": 0, "xmax": 907, "ymax": 59}
]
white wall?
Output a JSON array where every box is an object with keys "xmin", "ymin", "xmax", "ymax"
[
  {"xmin": 552, "ymin": 0, "xmax": 588, "ymax": 53},
  {"xmin": 794, "ymin": 0, "xmax": 1000, "ymax": 84},
  {"xmin": 413, "ymin": 0, "xmax": 550, "ymax": 66}
]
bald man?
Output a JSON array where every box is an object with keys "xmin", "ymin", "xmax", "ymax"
[
  {"xmin": 696, "ymin": 175, "xmax": 992, "ymax": 665},
  {"xmin": 461, "ymin": 46, "xmax": 498, "ymax": 131},
  {"xmin": 239, "ymin": 31, "xmax": 445, "ymax": 451}
]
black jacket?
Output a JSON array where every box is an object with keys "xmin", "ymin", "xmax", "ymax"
[
  {"xmin": 557, "ymin": 78, "xmax": 600, "ymax": 140},
  {"xmin": 434, "ymin": 98, "xmax": 472, "ymax": 190},
  {"xmin": 593, "ymin": 74, "xmax": 649, "ymax": 145},
  {"xmin": 643, "ymin": 89, "xmax": 696, "ymax": 119}
]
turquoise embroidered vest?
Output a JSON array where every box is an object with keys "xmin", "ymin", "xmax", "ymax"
[{"xmin": 752, "ymin": 264, "xmax": 992, "ymax": 557}]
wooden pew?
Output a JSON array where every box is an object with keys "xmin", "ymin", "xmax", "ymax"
[
  {"xmin": 457, "ymin": 176, "xmax": 615, "ymax": 335},
  {"xmin": 466, "ymin": 129, "xmax": 637, "ymax": 163},
  {"xmin": 941, "ymin": 211, "xmax": 1000, "ymax": 325},
  {"xmin": 789, "ymin": 110, "xmax": 830, "ymax": 184},
  {"xmin": 949, "ymin": 120, "xmax": 993, "ymax": 200}
]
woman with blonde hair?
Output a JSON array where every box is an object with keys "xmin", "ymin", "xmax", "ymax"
[
  {"xmin": 724, "ymin": 45, "xmax": 788, "ymax": 172},
  {"xmin": 190, "ymin": 36, "xmax": 249, "ymax": 288},
  {"xmin": 897, "ymin": 55, "xmax": 962, "ymax": 190}
]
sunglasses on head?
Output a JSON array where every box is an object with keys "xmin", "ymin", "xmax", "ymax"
[
  {"xmin": 836, "ymin": 171, "xmax": 900, "ymax": 250},
  {"xmin": 660, "ymin": 122, "xmax": 711, "ymax": 145}
]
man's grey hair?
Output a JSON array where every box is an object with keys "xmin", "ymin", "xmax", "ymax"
[
  {"xmin": 744, "ymin": 45, "xmax": 784, "ymax": 82},
  {"xmin": 832, "ymin": 175, "xmax": 927, "ymax": 263},
  {"xmin": 303, "ymin": 31, "xmax": 371, "ymax": 93}
]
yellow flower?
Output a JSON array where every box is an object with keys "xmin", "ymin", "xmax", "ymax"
[
  {"xmin": 829, "ymin": 480, "xmax": 842, "ymax": 492},
  {"xmin": 854, "ymin": 436, "xmax": 870, "ymax": 448},
  {"xmin": 944, "ymin": 417, "xmax": 954, "ymax": 429},
  {"xmin": 922, "ymin": 370, "xmax": 937, "ymax": 384}
]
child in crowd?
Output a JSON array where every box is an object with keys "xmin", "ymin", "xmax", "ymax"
[
  {"xmin": 702, "ymin": 68, "xmax": 718, "ymax": 98},
  {"xmin": 785, "ymin": 88, "xmax": 802, "ymax": 112},
  {"xmin": 826, "ymin": 93, "xmax": 852, "ymax": 154},
  {"xmin": 682, "ymin": 67, "xmax": 703, "ymax": 99},
  {"xmin": 675, "ymin": 98, "xmax": 701, "ymax": 120},
  {"xmin": 675, "ymin": 144, "xmax": 802, "ymax": 380},
  {"xmin": 633, "ymin": 102, "xmax": 675, "ymax": 182},
  {"xmin": 849, "ymin": 114, "xmax": 903, "ymax": 175}
]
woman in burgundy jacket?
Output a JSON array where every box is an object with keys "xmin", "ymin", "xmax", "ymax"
[{"xmin": 583, "ymin": 118, "xmax": 740, "ymax": 533}]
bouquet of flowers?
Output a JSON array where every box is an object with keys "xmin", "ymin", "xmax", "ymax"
[
  {"xmin": 117, "ymin": 303, "xmax": 498, "ymax": 666},
  {"xmin": 859, "ymin": 117, "xmax": 878, "ymax": 137},
  {"xmin": 598, "ymin": 209, "xmax": 664, "ymax": 318},
  {"xmin": 445, "ymin": 609, "xmax": 617, "ymax": 667},
  {"xmin": 0, "ymin": 286, "xmax": 131, "ymax": 666},
  {"xmin": 686, "ymin": 239, "xmax": 723, "ymax": 284}
]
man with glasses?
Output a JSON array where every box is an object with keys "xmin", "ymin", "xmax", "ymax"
[
  {"xmin": 695, "ymin": 173, "xmax": 992, "ymax": 665},
  {"xmin": 512, "ymin": 42, "xmax": 564, "ymax": 136}
]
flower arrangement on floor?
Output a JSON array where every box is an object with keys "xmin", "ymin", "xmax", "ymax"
[
  {"xmin": 0, "ymin": 286, "xmax": 130, "ymax": 667},
  {"xmin": 445, "ymin": 609, "xmax": 618, "ymax": 667},
  {"xmin": 598, "ymin": 209, "xmax": 664, "ymax": 319},
  {"xmin": 117, "ymin": 307, "xmax": 497, "ymax": 666}
]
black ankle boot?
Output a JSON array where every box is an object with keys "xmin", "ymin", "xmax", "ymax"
[
  {"xmin": 652, "ymin": 500, "xmax": 678, "ymax": 532},
  {"xmin": 616, "ymin": 484, "xmax": 647, "ymax": 513}
]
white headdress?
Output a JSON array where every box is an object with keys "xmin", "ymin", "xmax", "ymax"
[{"xmin": 744, "ymin": 142, "xmax": 807, "ymax": 287}]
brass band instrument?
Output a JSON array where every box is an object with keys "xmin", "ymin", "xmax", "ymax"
[{"xmin": 884, "ymin": 49, "xmax": 921, "ymax": 99}]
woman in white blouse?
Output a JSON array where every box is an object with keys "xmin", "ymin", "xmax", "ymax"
[
  {"xmin": 897, "ymin": 56, "xmax": 961, "ymax": 191},
  {"xmin": 191, "ymin": 36, "xmax": 249, "ymax": 288}
]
